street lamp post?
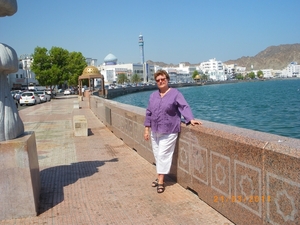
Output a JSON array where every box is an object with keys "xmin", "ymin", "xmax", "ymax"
[
  {"xmin": 24, "ymin": 60, "xmax": 29, "ymax": 90},
  {"xmin": 20, "ymin": 54, "xmax": 30, "ymax": 90},
  {"xmin": 26, "ymin": 70, "xmax": 29, "ymax": 90}
]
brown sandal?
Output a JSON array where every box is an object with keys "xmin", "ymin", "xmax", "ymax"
[
  {"xmin": 152, "ymin": 179, "xmax": 158, "ymax": 187},
  {"xmin": 157, "ymin": 183, "xmax": 165, "ymax": 193}
]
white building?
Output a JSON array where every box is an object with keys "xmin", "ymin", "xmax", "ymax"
[
  {"xmin": 223, "ymin": 63, "xmax": 247, "ymax": 77},
  {"xmin": 251, "ymin": 69, "xmax": 274, "ymax": 78},
  {"xmin": 281, "ymin": 62, "xmax": 300, "ymax": 78},
  {"xmin": 154, "ymin": 63, "xmax": 197, "ymax": 83},
  {"xmin": 235, "ymin": 66, "xmax": 246, "ymax": 74},
  {"xmin": 97, "ymin": 53, "xmax": 155, "ymax": 85},
  {"xmin": 86, "ymin": 58, "xmax": 98, "ymax": 67},
  {"xmin": 199, "ymin": 58, "xmax": 227, "ymax": 81},
  {"xmin": 273, "ymin": 70, "xmax": 282, "ymax": 78},
  {"xmin": 7, "ymin": 55, "xmax": 39, "ymax": 90},
  {"xmin": 261, "ymin": 69, "xmax": 274, "ymax": 78}
]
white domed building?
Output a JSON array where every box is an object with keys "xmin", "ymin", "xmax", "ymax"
[
  {"xmin": 97, "ymin": 53, "xmax": 155, "ymax": 85},
  {"xmin": 104, "ymin": 53, "xmax": 118, "ymax": 65}
]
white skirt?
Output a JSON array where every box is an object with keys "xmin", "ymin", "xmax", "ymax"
[{"xmin": 151, "ymin": 132, "xmax": 178, "ymax": 174}]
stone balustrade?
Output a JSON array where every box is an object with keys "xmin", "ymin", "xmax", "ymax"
[{"xmin": 89, "ymin": 95, "xmax": 300, "ymax": 225}]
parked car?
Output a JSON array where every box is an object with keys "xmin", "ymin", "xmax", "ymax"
[
  {"xmin": 35, "ymin": 90, "xmax": 51, "ymax": 102},
  {"xmin": 19, "ymin": 91, "xmax": 41, "ymax": 106},
  {"xmin": 70, "ymin": 88, "xmax": 75, "ymax": 94},
  {"xmin": 63, "ymin": 89, "xmax": 71, "ymax": 95},
  {"xmin": 10, "ymin": 90, "xmax": 22, "ymax": 101},
  {"xmin": 45, "ymin": 89, "xmax": 57, "ymax": 96}
]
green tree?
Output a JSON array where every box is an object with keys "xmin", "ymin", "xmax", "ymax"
[
  {"xmin": 67, "ymin": 51, "xmax": 87, "ymax": 86},
  {"xmin": 248, "ymin": 72, "xmax": 256, "ymax": 79},
  {"xmin": 30, "ymin": 47, "xmax": 51, "ymax": 85},
  {"xmin": 192, "ymin": 70, "xmax": 199, "ymax": 79},
  {"xmin": 236, "ymin": 74, "xmax": 244, "ymax": 80},
  {"xmin": 257, "ymin": 70, "xmax": 264, "ymax": 79},
  {"xmin": 31, "ymin": 46, "xmax": 86, "ymax": 94},
  {"xmin": 201, "ymin": 74, "xmax": 208, "ymax": 81},
  {"xmin": 131, "ymin": 73, "xmax": 140, "ymax": 84},
  {"xmin": 117, "ymin": 73, "xmax": 129, "ymax": 84}
]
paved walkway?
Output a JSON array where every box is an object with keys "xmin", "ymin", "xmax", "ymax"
[{"xmin": 1, "ymin": 96, "xmax": 234, "ymax": 225}]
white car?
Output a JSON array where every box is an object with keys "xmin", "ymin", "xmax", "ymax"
[
  {"xmin": 45, "ymin": 89, "xmax": 56, "ymax": 96},
  {"xmin": 10, "ymin": 90, "xmax": 22, "ymax": 101},
  {"xmin": 64, "ymin": 89, "xmax": 71, "ymax": 95},
  {"xmin": 19, "ymin": 91, "xmax": 41, "ymax": 106},
  {"xmin": 35, "ymin": 90, "xmax": 51, "ymax": 102}
]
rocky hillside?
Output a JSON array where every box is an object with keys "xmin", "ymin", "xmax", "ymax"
[
  {"xmin": 146, "ymin": 60, "xmax": 195, "ymax": 68},
  {"xmin": 147, "ymin": 43, "xmax": 300, "ymax": 70},
  {"xmin": 224, "ymin": 43, "xmax": 300, "ymax": 70}
]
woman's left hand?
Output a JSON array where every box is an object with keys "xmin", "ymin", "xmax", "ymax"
[{"xmin": 190, "ymin": 119, "xmax": 202, "ymax": 126}]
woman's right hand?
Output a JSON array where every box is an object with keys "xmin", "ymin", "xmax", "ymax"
[{"xmin": 144, "ymin": 127, "xmax": 150, "ymax": 141}]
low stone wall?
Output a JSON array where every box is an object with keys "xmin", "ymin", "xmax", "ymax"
[{"xmin": 89, "ymin": 95, "xmax": 300, "ymax": 225}]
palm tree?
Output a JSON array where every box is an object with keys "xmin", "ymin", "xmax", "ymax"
[
  {"xmin": 131, "ymin": 73, "xmax": 141, "ymax": 84},
  {"xmin": 117, "ymin": 73, "xmax": 129, "ymax": 84},
  {"xmin": 201, "ymin": 74, "xmax": 208, "ymax": 81}
]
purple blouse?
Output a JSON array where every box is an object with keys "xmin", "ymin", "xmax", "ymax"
[{"xmin": 144, "ymin": 88, "xmax": 194, "ymax": 134}]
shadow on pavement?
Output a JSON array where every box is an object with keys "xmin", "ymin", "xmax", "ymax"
[{"xmin": 38, "ymin": 158, "xmax": 118, "ymax": 214}]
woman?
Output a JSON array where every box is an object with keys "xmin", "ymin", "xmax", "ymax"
[{"xmin": 144, "ymin": 70, "xmax": 202, "ymax": 193}]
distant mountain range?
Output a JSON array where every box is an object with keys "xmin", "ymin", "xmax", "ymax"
[{"xmin": 147, "ymin": 43, "xmax": 300, "ymax": 70}]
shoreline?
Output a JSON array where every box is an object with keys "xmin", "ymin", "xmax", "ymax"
[{"xmin": 97, "ymin": 77, "xmax": 300, "ymax": 99}]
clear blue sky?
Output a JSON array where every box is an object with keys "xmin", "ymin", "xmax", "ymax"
[{"xmin": 1, "ymin": 0, "xmax": 299, "ymax": 65}]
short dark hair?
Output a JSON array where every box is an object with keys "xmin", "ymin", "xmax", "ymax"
[{"xmin": 154, "ymin": 70, "xmax": 170, "ymax": 81}]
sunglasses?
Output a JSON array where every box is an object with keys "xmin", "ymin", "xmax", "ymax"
[{"xmin": 155, "ymin": 78, "xmax": 166, "ymax": 83}]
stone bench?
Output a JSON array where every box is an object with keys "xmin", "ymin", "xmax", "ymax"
[{"xmin": 73, "ymin": 115, "xmax": 88, "ymax": 136}]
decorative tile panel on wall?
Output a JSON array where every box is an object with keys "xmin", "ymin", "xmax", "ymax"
[
  {"xmin": 105, "ymin": 106, "xmax": 111, "ymax": 125},
  {"xmin": 178, "ymin": 130, "xmax": 202, "ymax": 174},
  {"xmin": 119, "ymin": 113, "xmax": 126, "ymax": 132},
  {"xmin": 192, "ymin": 145, "xmax": 208, "ymax": 186},
  {"xmin": 266, "ymin": 172, "xmax": 299, "ymax": 225},
  {"xmin": 234, "ymin": 160, "xmax": 262, "ymax": 217},
  {"xmin": 136, "ymin": 122, "xmax": 151, "ymax": 150},
  {"xmin": 111, "ymin": 111, "xmax": 121, "ymax": 130},
  {"xmin": 178, "ymin": 139, "xmax": 190, "ymax": 174},
  {"xmin": 124, "ymin": 117, "xmax": 133, "ymax": 137},
  {"xmin": 210, "ymin": 151, "xmax": 231, "ymax": 197},
  {"xmin": 132, "ymin": 122, "xmax": 139, "ymax": 144}
]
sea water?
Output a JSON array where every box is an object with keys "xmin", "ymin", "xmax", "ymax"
[{"xmin": 113, "ymin": 79, "xmax": 300, "ymax": 139}]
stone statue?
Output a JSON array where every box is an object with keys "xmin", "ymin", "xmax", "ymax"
[{"xmin": 0, "ymin": 0, "xmax": 24, "ymax": 141}]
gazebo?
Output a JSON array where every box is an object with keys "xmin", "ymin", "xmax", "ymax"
[
  {"xmin": 78, "ymin": 65, "xmax": 105, "ymax": 97},
  {"xmin": 194, "ymin": 74, "xmax": 201, "ymax": 82}
]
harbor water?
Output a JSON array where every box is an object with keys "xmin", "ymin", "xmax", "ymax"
[{"xmin": 113, "ymin": 79, "xmax": 300, "ymax": 139}]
